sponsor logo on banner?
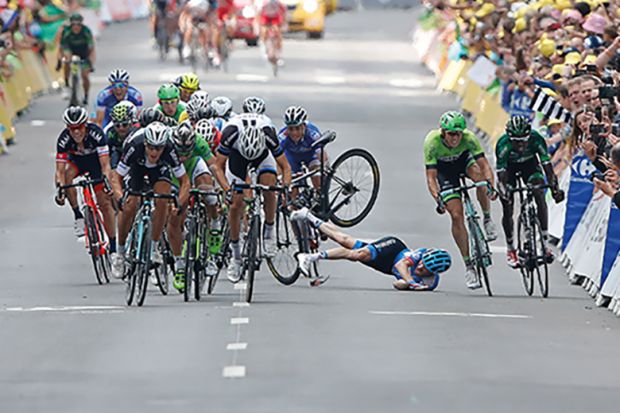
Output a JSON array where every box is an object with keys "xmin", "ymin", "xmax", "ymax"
[
  {"xmin": 602, "ymin": 201, "xmax": 620, "ymax": 286},
  {"xmin": 562, "ymin": 153, "xmax": 595, "ymax": 251}
]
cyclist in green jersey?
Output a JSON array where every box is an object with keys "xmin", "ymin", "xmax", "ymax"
[
  {"xmin": 106, "ymin": 101, "xmax": 139, "ymax": 169},
  {"xmin": 154, "ymin": 84, "xmax": 189, "ymax": 126},
  {"xmin": 496, "ymin": 115, "xmax": 565, "ymax": 268},
  {"xmin": 424, "ymin": 111, "xmax": 498, "ymax": 290},
  {"xmin": 167, "ymin": 121, "xmax": 230, "ymax": 292},
  {"xmin": 59, "ymin": 13, "xmax": 95, "ymax": 105}
]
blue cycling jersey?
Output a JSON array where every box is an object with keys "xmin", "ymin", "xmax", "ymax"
[
  {"xmin": 278, "ymin": 121, "xmax": 322, "ymax": 173},
  {"xmin": 396, "ymin": 248, "xmax": 440, "ymax": 290},
  {"xmin": 96, "ymin": 85, "xmax": 144, "ymax": 128}
]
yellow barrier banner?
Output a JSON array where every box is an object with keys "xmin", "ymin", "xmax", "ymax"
[
  {"xmin": 438, "ymin": 60, "xmax": 468, "ymax": 93},
  {"xmin": 461, "ymin": 80, "xmax": 484, "ymax": 116},
  {"xmin": 20, "ymin": 50, "xmax": 47, "ymax": 95}
]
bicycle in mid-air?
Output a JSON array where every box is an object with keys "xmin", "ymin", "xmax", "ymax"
[
  {"xmin": 58, "ymin": 176, "xmax": 111, "ymax": 285},
  {"xmin": 438, "ymin": 176, "xmax": 494, "ymax": 296},
  {"xmin": 123, "ymin": 190, "xmax": 178, "ymax": 306},
  {"xmin": 508, "ymin": 173, "xmax": 556, "ymax": 298},
  {"xmin": 267, "ymin": 130, "xmax": 381, "ymax": 286}
]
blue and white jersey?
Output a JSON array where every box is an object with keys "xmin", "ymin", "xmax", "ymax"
[
  {"xmin": 96, "ymin": 85, "xmax": 144, "ymax": 128},
  {"xmin": 395, "ymin": 248, "xmax": 440, "ymax": 290},
  {"xmin": 278, "ymin": 121, "xmax": 322, "ymax": 173}
]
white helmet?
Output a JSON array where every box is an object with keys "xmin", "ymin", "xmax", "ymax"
[
  {"xmin": 210, "ymin": 96, "xmax": 233, "ymax": 118},
  {"xmin": 243, "ymin": 96, "xmax": 266, "ymax": 114},
  {"xmin": 238, "ymin": 126, "xmax": 265, "ymax": 160},
  {"xmin": 190, "ymin": 90, "xmax": 209, "ymax": 107},
  {"xmin": 144, "ymin": 122, "xmax": 169, "ymax": 147},
  {"xmin": 195, "ymin": 119, "xmax": 218, "ymax": 145}
]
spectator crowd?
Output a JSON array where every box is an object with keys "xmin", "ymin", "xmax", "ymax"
[{"xmin": 422, "ymin": 0, "xmax": 620, "ymax": 208}]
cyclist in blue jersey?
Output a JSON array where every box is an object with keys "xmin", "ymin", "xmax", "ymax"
[
  {"xmin": 278, "ymin": 106, "xmax": 326, "ymax": 188},
  {"xmin": 95, "ymin": 69, "xmax": 144, "ymax": 128},
  {"xmin": 210, "ymin": 96, "xmax": 235, "ymax": 131},
  {"xmin": 291, "ymin": 208, "xmax": 452, "ymax": 290}
]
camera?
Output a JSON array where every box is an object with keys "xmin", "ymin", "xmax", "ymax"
[
  {"xmin": 590, "ymin": 171, "xmax": 606, "ymax": 181},
  {"xmin": 599, "ymin": 86, "xmax": 620, "ymax": 100},
  {"xmin": 590, "ymin": 123, "xmax": 607, "ymax": 135}
]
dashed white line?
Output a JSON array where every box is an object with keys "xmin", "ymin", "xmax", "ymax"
[
  {"xmin": 369, "ymin": 311, "xmax": 532, "ymax": 319},
  {"xmin": 230, "ymin": 317, "xmax": 249, "ymax": 325},
  {"xmin": 234, "ymin": 283, "xmax": 247, "ymax": 290},
  {"xmin": 489, "ymin": 245, "xmax": 507, "ymax": 254},
  {"xmin": 236, "ymin": 73, "xmax": 269, "ymax": 82},
  {"xmin": 4, "ymin": 305, "xmax": 124, "ymax": 313},
  {"xmin": 222, "ymin": 365, "xmax": 246, "ymax": 378},
  {"xmin": 226, "ymin": 342, "xmax": 248, "ymax": 351},
  {"xmin": 316, "ymin": 76, "xmax": 346, "ymax": 85},
  {"xmin": 233, "ymin": 302, "xmax": 250, "ymax": 307}
]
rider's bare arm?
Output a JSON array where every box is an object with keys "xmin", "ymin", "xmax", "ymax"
[
  {"xmin": 275, "ymin": 153, "xmax": 292, "ymax": 187},
  {"xmin": 206, "ymin": 156, "xmax": 230, "ymax": 192},
  {"xmin": 425, "ymin": 168, "xmax": 441, "ymax": 202}
]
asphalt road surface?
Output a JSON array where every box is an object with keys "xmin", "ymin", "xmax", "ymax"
[{"xmin": 1, "ymin": 8, "xmax": 619, "ymax": 413}]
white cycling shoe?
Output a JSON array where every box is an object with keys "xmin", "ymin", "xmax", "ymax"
[
  {"xmin": 296, "ymin": 253, "xmax": 312, "ymax": 277},
  {"xmin": 484, "ymin": 219, "xmax": 498, "ymax": 242},
  {"xmin": 74, "ymin": 218, "xmax": 85, "ymax": 238},
  {"xmin": 465, "ymin": 266, "xmax": 482, "ymax": 290},
  {"xmin": 263, "ymin": 236, "xmax": 276, "ymax": 258},
  {"xmin": 290, "ymin": 207, "xmax": 310, "ymax": 223},
  {"xmin": 110, "ymin": 252, "xmax": 125, "ymax": 279},
  {"xmin": 227, "ymin": 258, "xmax": 243, "ymax": 283}
]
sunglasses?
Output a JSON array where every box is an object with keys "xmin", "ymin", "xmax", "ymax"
[
  {"xmin": 112, "ymin": 82, "xmax": 128, "ymax": 89},
  {"xmin": 161, "ymin": 99, "xmax": 177, "ymax": 104},
  {"xmin": 180, "ymin": 87, "xmax": 197, "ymax": 94},
  {"xmin": 68, "ymin": 124, "xmax": 86, "ymax": 130},
  {"xmin": 70, "ymin": 22, "xmax": 82, "ymax": 26},
  {"xmin": 145, "ymin": 144, "xmax": 165, "ymax": 151},
  {"xmin": 114, "ymin": 121, "xmax": 131, "ymax": 128}
]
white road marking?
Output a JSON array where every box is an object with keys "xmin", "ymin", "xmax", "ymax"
[
  {"xmin": 4, "ymin": 305, "xmax": 124, "ymax": 313},
  {"xmin": 233, "ymin": 302, "xmax": 250, "ymax": 307},
  {"xmin": 222, "ymin": 365, "xmax": 246, "ymax": 378},
  {"xmin": 369, "ymin": 311, "xmax": 532, "ymax": 319},
  {"xmin": 315, "ymin": 76, "xmax": 346, "ymax": 85},
  {"xmin": 31, "ymin": 120, "xmax": 46, "ymax": 127},
  {"xmin": 389, "ymin": 78, "xmax": 425, "ymax": 88},
  {"xmin": 236, "ymin": 74, "xmax": 268, "ymax": 82},
  {"xmin": 227, "ymin": 342, "xmax": 248, "ymax": 351},
  {"xmin": 230, "ymin": 317, "xmax": 249, "ymax": 325},
  {"xmin": 489, "ymin": 245, "xmax": 507, "ymax": 254},
  {"xmin": 234, "ymin": 282, "xmax": 247, "ymax": 290},
  {"xmin": 158, "ymin": 73, "xmax": 182, "ymax": 82}
]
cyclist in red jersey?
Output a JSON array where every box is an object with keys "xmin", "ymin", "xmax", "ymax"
[{"xmin": 259, "ymin": 0, "xmax": 286, "ymax": 55}]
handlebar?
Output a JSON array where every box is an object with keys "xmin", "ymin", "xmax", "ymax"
[
  {"xmin": 438, "ymin": 181, "xmax": 491, "ymax": 198},
  {"xmin": 507, "ymin": 182, "xmax": 553, "ymax": 195},
  {"xmin": 123, "ymin": 190, "xmax": 180, "ymax": 208},
  {"xmin": 58, "ymin": 177, "xmax": 106, "ymax": 190},
  {"xmin": 232, "ymin": 183, "xmax": 287, "ymax": 192}
]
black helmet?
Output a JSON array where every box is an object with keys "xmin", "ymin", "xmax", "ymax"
[
  {"xmin": 139, "ymin": 107, "xmax": 165, "ymax": 127},
  {"xmin": 63, "ymin": 106, "xmax": 88, "ymax": 126}
]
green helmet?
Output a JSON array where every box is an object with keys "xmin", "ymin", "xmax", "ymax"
[
  {"xmin": 439, "ymin": 111, "xmax": 466, "ymax": 132},
  {"xmin": 158, "ymin": 83, "xmax": 180, "ymax": 100},
  {"xmin": 69, "ymin": 13, "xmax": 84, "ymax": 23},
  {"xmin": 506, "ymin": 115, "xmax": 531, "ymax": 141},
  {"xmin": 111, "ymin": 100, "xmax": 137, "ymax": 124}
]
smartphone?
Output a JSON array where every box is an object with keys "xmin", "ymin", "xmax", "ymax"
[
  {"xmin": 585, "ymin": 64, "xmax": 598, "ymax": 73},
  {"xmin": 590, "ymin": 124, "xmax": 607, "ymax": 134},
  {"xmin": 590, "ymin": 171, "xmax": 606, "ymax": 182}
]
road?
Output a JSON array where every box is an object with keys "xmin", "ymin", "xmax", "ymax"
[{"xmin": 1, "ymin": 8, "xmax": 620, "ymax": 413}]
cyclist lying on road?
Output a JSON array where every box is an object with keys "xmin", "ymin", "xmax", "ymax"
[{"xmin": 292, "ymin": 208, "xmax": 452, "ymax": 291}]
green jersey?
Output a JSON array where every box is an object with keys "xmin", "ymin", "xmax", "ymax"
[
  {"xmin": 155, "ymin": 102, "xmax": 188, "ymax": 124},
  {"xmin": 172, "ymin": 134, "xmax": 213, "ymax": 186},
  {"xmin": 60, "ymin": 25, "xmax": 94, "ymax": 59},
  {"xmin": 423, "ymin": 129, "xmax": 485, "ymax": 169},
  {"xmin": 495, "ymin": 130, "xmax": 550, "ymax": 171}
]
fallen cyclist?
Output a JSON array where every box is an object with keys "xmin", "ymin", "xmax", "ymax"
[{"xmin": 291, "ymin": 208, "xmax": 452, "ymax": 290}]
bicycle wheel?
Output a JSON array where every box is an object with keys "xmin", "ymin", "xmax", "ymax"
[
  {"xmin": 327, "ymin": 148, "xmax": 380, "ymax": 227},
  {"xmin": 184, "ymin": 218, "xmax": 196, "ymax": 303},
  {"xmin": 125, "ymin": 227, "xmax": 139, "ymax": 306},
  {"xmin": 267, "ymin": 203, "xmax": 301, "ymax": 285},
  {"xmin": 83, "ymin": 207, "xmax": 104, "ymax": 285},
  {"xmin": 517, "ymin": 214, "xmax": 534, "ymax": 296},
  {"xmin": 135, "ymin": 223, "xmax": 152, "ymax": 307},
  {"xmin": 69, "ymin": 72, "xmax": 80, "ymax": 107},
  {"xmin": 194, "ymin": 217, "xmax": 208, "ymax": 301},
  {"xmin": 154, "ymin": 236, "xmax": 171, "ymax": 295},
  {"xmin": 94, "ymin": 210, "xmax": 111, "ymax": 284},
  {"xmin": 244, "ymin": 217, "xmax": 260, "ymax": 303},
  {"xmin": 469, "ymin": 218, "xmax": 493, "ymax": 297},
  {"xmin": 531, "ymin": 216, "xmax": 549, "ymax": 298},
  {"xmin": 209, "ymin": 221, "xmax": 230, "ymax": 294}
]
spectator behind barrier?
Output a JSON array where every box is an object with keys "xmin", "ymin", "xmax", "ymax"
[{"xmin": 594, "ymin": 143, "xmax": 620, "ymax": 208}]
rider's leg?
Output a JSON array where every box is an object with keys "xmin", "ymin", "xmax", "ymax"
[
  {"xmin": 259, "ymin": 172, "xmax": 277, "ymax": 228},
  {"xmin": 228, "ymin": 191, "xmax": 244, "ymax": 259},
  {"xmin": 152, "ymin": 180, "xmax": 171, "ymax": 243},
  {"xmin": 81, "ymin": 67, "xmax": 90, "ymax": 101},
  {"xmin": 468, "ymin": 163, "xmax": 491, "ymax": 217},
  {"xmin": 62, "ymin": 51, "xmax": 71, "ymax": 86},
  {"xmin": 195, "ymin": 174, "xmax": 218, "ymax": 221},
  {"xmin": 533, "ymin": 187, "xmax": 549, "ymax": 234},
  {"xmin": 500, "ymin": 195, "xmax": 515, "ymax": 249},
  {"xmin": 96, "ymin": 189, "xmax": 117, "ymax": 250},
  {"xmin": 167, "ymin": 206, "xmax": 185, "ymax": 256},
  {"xmin": 64, "ymin": 164, "xmax": 80, "ymax": 212},
  {"xmin": 118, "ymin": 196, "xmax": 139, "ymax": 246},
  {"xmin": 445, "ymin": 197, "xmax": 471, "ymax": 265}
]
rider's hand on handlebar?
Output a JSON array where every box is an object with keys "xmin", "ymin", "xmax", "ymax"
[
  {"xmin": 435, "ymin": 197, "xmax": 446, "ymax": 214},
  {"xmin": 486, "ymin": 182, "xmax": 499, "ymax": 201},
  {"xmin": 224, "ymin": 188, "xmax": 234, "ymax": 206},
  {"xmin": 552, "ymin": 188, "xmax": 565, "ymax": 203}
]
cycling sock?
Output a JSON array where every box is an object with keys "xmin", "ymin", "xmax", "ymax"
[
  {"xmin": 231, "ymin": 240, "xmax": 241, "ymax": 260},
  {"xmin": 542, "ymin": 230, "xmax": 549, "ymax": 240},
  {"xmin": 118, "ymin": 243, "xmax": 125, "ymax": 255},
  {"xmin": 175, "ymin": 256, "xmax": 184, "ymax": 271},
  {"xmin": 307, "ymin": 251, "xmax": 327, "ymax": 262},
  {"xmin": 463, "ymin": 256, "xmax": 472, "ymax": 268},
  {"xmin": 506, "ymin": 238, "xmax": 514, "ymax": 250},
  {"xmin": 109, "ymin": 238, "xmax": 117, "ymax": 254},
  {"xmin": 263, "ymin": 222, "xmax": 274, "ymax": 239},
  {"xmin": 306, "ymin": 211, "xmax": 324, "ymax": 229},
  {"xmin": 73, "ymin": 207, "xmax": 83, "ymax": 220},
  {"xmin": 483, "ymin": 210, "xmax": 491, "ymax": 221},
  {"xmin": 209, "ymin": 217, "xmax": 221, "ymax": 230}
]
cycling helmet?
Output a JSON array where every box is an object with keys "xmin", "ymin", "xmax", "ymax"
[
  {"xmin": 439, "ymin": 111, "xmax": 466, "ymax": 132},
  {"xmin": 190, "ymin": 105, "xmax": 215, "ymax": 122},
  {"xmin": 505, "ymin": 115, "xmax": 532, "ymax": 141},
  {"xmin": 283, "ymin": 106, "xmax": 307, "ymax": 126},
  {"xmin": 189, "ymin": 90, "xmax": 210, "ymax": 107},
  {"xmin": 69, "ymin": 13, "xmax": 83, "ymax": 23},
  {"xmin": 210, "ymin": 96, "xmax": 233, "ymax": 118},
  {"xmin": 179, "ymin": 72, "xmax": 200, "ymax": 92},
  {"xmin": 107, "ymin": 68, "xmax": 129, "ymax": 84},
  {"xmin": 172, "ymin": 121, "xmax": 196, "ymax": 155},
  {"xmin": 139, "ymin": 107, "xmax": 165, "ymax": 127},
  {"xmin": 63, "ymin": 106, "xmax": 88, "ymax": 126},
  {"xmin": 111, "ymin": 100, "xmax": 137, "ymax": 124},
  {"xmin": 162, "ymin": 116, "xmax": 179, "ymax": 127},
  {"xmin": 242, "ymin": 96, "xmax": 266, "ymax": 114},
  {"xmin": 157, "ymin": 83, "xmax": 180, "ymax": 100},
  {"xmin": 195, "ymin": 119, "xmax": 217, "ymax": 145},
  {"xmin": 144, "ymin": 122, "xmax": 169, "ymax": 147},
  {"xmin": 422, "ymin": 249, "xmax": 452, "ymax": 274},
  {"xmin": 238, "ymin": 126, "xmax": 265, "ymax": 160}
]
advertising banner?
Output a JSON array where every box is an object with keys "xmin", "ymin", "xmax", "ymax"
[{"xmin": 561, "ymin": 153, "xmax": 596, "ymax": 251}]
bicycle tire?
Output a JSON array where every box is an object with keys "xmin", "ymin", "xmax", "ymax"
[
  {"xmin": 95, "ymin": 210, "xmax": 111, "ymax": 284},
  {"xmin": 531, "ymin": 216, "xmax": 549, "ymax": 298},
  {"xmin": 69, "ymin": 72, "xmax": 80, "ymax": 107},
  {"xmin": 194, "ymin": 217, "xmax": 208, "ymax": 301},
  {"xmin": 267, "ymin": 203, "xmax": 301, "ymax": 285},
  {"xmin": 154, "ymin": 237, "xmax": 171, "ymax": 295},
  {"xmin": 244, "ymin": 217, "xmax": 260, "ymax": 303},
  {"xmin": 184, "ymin": 218, "xmax": 196, "ymax": 303},
  {"xmin": 327, "ymin": 148, "xmax": 380, "ymax": 228},
  {"xmin": 469, "ymin": 217, "xmax": 493, "ymax": 297},
  {"xmin": 517, "ymin": 214, "xmax": 534, "ymax": 296},
  {"xmin": 135, "ymin": 223, "xmax": 152, "ymax": 307},
  {"xmin": 84, "ymin": 208, "xmax": 104, "ymax": 285},
  {"xmin": 125, "ymin": 227, "xmax": 139, "ymax": 306}
]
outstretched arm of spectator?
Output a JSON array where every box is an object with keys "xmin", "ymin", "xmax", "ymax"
[{"xmin": 596, "ymin": 36, "xmax": 620, "ymax": 69}]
